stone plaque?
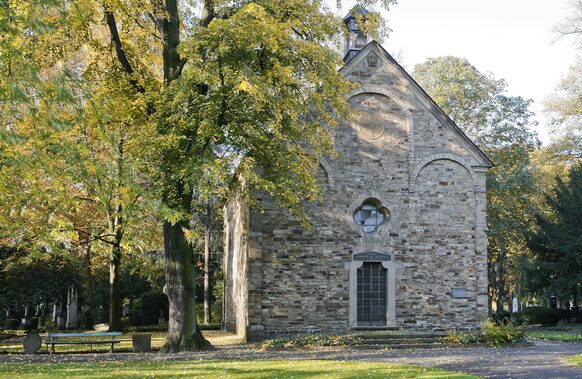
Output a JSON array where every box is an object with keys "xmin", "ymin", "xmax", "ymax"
[
  {"xmin": 353, "ymin": 251, "xmax": 391, "ymax": 261},
  {"xmin": 451, "ymin": 288, "xmax": 468, "ymax": 298}
]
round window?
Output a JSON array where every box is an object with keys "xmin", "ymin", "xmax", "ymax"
[{"xmin": 353, "ymin": 200, "xmax": 389, "ymax": 233}]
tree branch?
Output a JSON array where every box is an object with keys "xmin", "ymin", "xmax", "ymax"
[{"xmin": 104, "ymin": 8, "xmax": 145, "ymax": 93}]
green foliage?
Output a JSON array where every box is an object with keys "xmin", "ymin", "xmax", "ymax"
[
  {"xmin": 522, "ymin": 306, "xmax": 571, "ymax": 326},
  {"xmin": 256, "ymin": 333, "xmax": 363, "ymax": 349},
  {"xmin": 0, "ymin": 248, "xmax": 82, "ymax": 311},
  {"xmin": 136, "ymin": 290, "xmax": 168, "ymax": 327},
  {"xmin": 445, "ymin": 321, "xmax": 525, "ymax": 347},
  {"xmin": 527, "ymin": 164, "xmax": 582, "ymax": 302},
  {"xmin": 445, "ymin": 329, "xmax": 482, "ymax": 344},
  {"xmin": 490, "ymin": 310, "xmax": 524, "ymax": 326},
  {"xmin": 480, "ymin": 321, "xmax": 525, "ymax": 346},
  {"xmin": 195, "ymin": 302, "xmax": 222, "ymax": 325},
  {"xmin": 544, "ymin": 57, "xmax": 582, "ymax": 162},
  {"xmin": 526, "ymin": 330, "xmax": 582, "ymax": 342}
]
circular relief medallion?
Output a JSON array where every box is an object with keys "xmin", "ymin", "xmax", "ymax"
[
  {"xmin": 422, "ymin": 129, "xmax": 434, "ymax": 141},
  {"xmin": 357, "ymin": 113, "xmax": 385, "ymax": 140}
]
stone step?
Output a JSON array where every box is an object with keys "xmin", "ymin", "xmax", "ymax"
[
  {"xmin": 354, "ymin": 333, "xmax": 446, "ymax": 340},
  {"xmin": 357, "ymin": 337, "xmax": 445, "ymax": 344},
  {"xmin": 352, "ymin": 326, "xmax": 402, "ymax": 331},
  {"xmin": 354, "ymin": 342, "xmax": 465, "ymax": 350}
]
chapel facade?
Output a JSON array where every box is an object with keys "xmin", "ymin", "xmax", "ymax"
[{"xmin": 223, "ymin": 13, "xmax": 492, "ymax": 341}]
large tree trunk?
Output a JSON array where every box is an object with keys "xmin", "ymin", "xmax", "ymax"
[
  {"xmin": 161, "ymin": 218, "xmax": 208, "ymax": 352},
  {"xmin": 108, "ymin": 243, "xmax": 122, "ymax": 331},
  {"xmin": 157, "ymin": 0, "xmax": 213, "ymax": 352}
]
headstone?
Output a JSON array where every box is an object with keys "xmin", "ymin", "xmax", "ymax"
[
  {"xmin": 57, "ymin": 315, "xmax": 66, "ymax": 330},
  {"xmin": 512, "ymin": 297, "xmax": 519, "ymax": 313},
  {"xmin": 52, "ymin": 302, "xmax": 60, "ymax": 322},
  {"xmin": 23, "ymin": 333, "xmax": 41, "ymax": 354},
  {"xmin": 123, "ymin": 303, "xmax": 131, "ymax": 317},
  {"xmin": 66, "ymin": 287, "xmax": 78, "ymax": 330},
  {"xmin": 20, "ymin": 305, "xmax": 31, "ymax": 330},
  {"xmin": 132, "ymin": 334, "xmax": 152, "ymax": 352}
]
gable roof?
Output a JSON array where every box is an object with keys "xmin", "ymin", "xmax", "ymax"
[{"xmin": 340, "ymin": 41, "xmax": 494, "ymax": 168}]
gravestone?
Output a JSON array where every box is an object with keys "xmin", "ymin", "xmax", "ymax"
[
  {"xmin": 20, "ymin": 305, "xmax": 31, "ymax": 331},
  {"xmin": 132, "ymin": 334, "xmax": 152, "ymax": 352},
  {"xmin": 512, "ymin": 297, "xmax": 519, "ymax": 313},
  {"xmin": 66, "ymin": 287, "xmax": 78, "ymax": 330},
  {"xmin": 23, "ymin": 333, "xmax": 41, "ymax": 354},
  {"xmin": 52, "ymin": 302, "xmax": 60, "ymax": 322}
]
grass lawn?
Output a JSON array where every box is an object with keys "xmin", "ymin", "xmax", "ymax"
[
  {"xmin": 566, "ymin": 354, "xmax": 582, "ymax": 366},
  {"xmin": 0, "ymin": 360, "xmax": 480, "ymax": 378},
  {"xmin": 525, "ymin": 330, "xmax": 582, "ymax": 342}
]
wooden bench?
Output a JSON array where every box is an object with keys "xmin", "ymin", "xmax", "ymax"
[{"xmin": 45, "ymin": 332, "xmax": 122, "ymax": 353}]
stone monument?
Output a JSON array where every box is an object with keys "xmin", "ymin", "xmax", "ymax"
[{"xmin": 66, "ymin": 287, "xmax": 78, "ymax": 330}]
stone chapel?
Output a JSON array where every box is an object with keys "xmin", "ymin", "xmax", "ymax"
[{"xmin": 223, "ymin": 11, "xmax": 493, "ymax": 341}]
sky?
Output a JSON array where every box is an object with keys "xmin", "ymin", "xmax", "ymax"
[{"xmin": 336, "ymin": 0, "xmax": 579, "ymax": 144}]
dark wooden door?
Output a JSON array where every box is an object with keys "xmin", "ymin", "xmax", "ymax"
[{"xmin": 357, "ymin": 262, "xmax": 387, "ymax": 326}]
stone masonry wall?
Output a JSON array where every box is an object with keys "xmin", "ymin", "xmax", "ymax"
[{"xmin": 223, "ymin": 42, "xmax": 490, "ymax": 340}]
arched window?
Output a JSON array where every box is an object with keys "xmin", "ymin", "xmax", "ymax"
[{"xmin": 353, "ymin": 200, "xmax": 389, "ymax": 233}]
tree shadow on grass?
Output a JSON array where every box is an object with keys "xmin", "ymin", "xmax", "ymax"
[{"xmin": 0, "ymin": 360, "xmax": 477, "ymax": 379}]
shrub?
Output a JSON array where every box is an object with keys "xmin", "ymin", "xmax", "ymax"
[
  {"xmin": 445, "ymin": 329, "xmax": 481, "ymax": 344},
  {"xmin": 445, "ymin": 321, "xmax": 524, "ymax": 347},
  {"xmin": 491, "ymin": 310, "xmax": 524, "ymax": 326},
  {"xmin": 4, "ymin": 319, "xmax": 19, "ymax": 330},
  {"xmin": 125, "ymin": 324, "xmax": 168, "ymax": 333},
  {"xmin": 196, "ymin": 302, "xmax": 223, "ymax": 326},
  {"xmin": 481, "ymin": 321, "xmax": 524, "ymax": 346},
  {"xmin": 523, "ymin": 306, "xmax": 568, "ymax": 326},
  {"xmin": 256, "ymin": 333, "xmax": 362, "ymax": 349},
  {"xmin": 138, "ymin": 290, "xmax": 168, "ymax": 326}
]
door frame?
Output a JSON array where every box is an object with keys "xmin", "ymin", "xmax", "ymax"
[{"xmin": 345, "ymin": 252, "xmax": 402, "ymax": 327}]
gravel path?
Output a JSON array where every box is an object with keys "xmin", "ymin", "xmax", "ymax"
[{"xmin": 1, "ymin": 339, "xmax": 581, "ymax": 378}]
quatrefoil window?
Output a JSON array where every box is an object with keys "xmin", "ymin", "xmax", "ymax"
[{"xmin": 353, "ymin": 200, "xmax": 389, "ymax": 233}]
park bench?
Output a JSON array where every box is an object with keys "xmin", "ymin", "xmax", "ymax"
[{"xmin": 45, "ymin": 332, "xmax": 122, "ymax": 353}]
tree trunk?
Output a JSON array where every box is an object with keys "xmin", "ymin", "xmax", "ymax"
[
  {"xmin": 495, "ymin": 257, "xmax": 506, "ymax": 311},
  {"xmin": 203, "ymin": 225, "xmax": 211, "ymax": 325},
  {"xmin": 83, "ymin": 243, "xmax": 94, "ymax": 329},
  {"xmin": 157, "ymin": 0, "xmax": 213, "ymax": 352},
  {"xmin": 108, "ymin": 243, "xmax": 122, "ymax": 331},
  {"xmin": 161, "ymin": 219, "xmax": 208, "ymax": 352}
]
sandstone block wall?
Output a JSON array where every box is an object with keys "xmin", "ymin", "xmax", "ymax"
[{"xmin": 223, "ymin": 42, "xmax": 490, "ymax": 341}]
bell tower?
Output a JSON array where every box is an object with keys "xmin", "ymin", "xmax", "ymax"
[{"xmin": 343, "ymin": 7, "xmax": 370, "ymax": 62}]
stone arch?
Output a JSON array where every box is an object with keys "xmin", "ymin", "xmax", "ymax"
[
  {"xmin": 318, "ymin": 158, "xmax": 335, "ymax": 188},
  {"xmin": 410, "ymin": 153, "xmax": 475, "ymax": 192},
  {"xmin": 349, "ymin": 85, "xmax": 415, "ymax": 166},
  {"xmin": 349, "ymin": 85, "xmax": 412, "ymax": 117}
]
